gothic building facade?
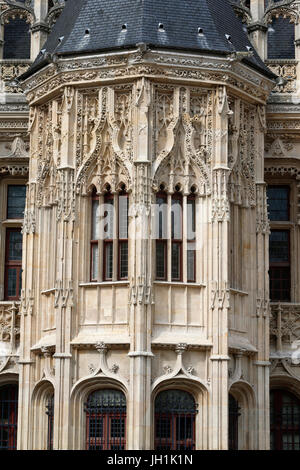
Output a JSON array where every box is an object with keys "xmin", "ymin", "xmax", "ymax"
[{"xmin": 0, "ymin": 0, "xmax": 299, "ymax": 451}]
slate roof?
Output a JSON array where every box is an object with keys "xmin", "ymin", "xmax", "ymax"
[{"xmin": 20, "ymin": 0, "xmax": 275, "ymax": 80}]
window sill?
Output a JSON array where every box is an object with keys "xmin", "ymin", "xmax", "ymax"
[
  {"xmin": 154, "ymin": 281, "xmax": 206, "ymax": 288},
  {"xmin": 2, "ymin": 219, "xmax": 23, "ymax": 226},
  {"xmin": 79, "ymin": 281, "xmax": 130, "ymax": 287}
]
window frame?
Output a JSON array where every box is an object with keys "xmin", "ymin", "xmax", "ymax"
[
  {"xmin": 90, "ymin": 188, "xmax": 129, "ymax": 283},
  {"xmin": 4, "ymin": 227, "xmax": 23, "ymax": 301}
]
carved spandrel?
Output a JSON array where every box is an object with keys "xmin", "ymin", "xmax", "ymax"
[{"xmin": 0, "ymin": 303, "xmax": 20, "ymax": 349}]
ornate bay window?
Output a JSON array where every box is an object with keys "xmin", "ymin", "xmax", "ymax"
[
  {"xmin": 90, "ymin": 185, "xmax": 129, "ymax": 282},
  {"xmin": 155, "ymin": 185, "xmax": 196, "ymax": 283}
]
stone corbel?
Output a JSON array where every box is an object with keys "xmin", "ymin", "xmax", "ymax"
[
  {"xmin": 228, "ymin": 353, "xmax": 243, "ymax": 388},
  {"xmin": 20, "ymin": 289, "xmax": 34, "ymax": 316},
  {"xmin": 87, "ymin": 342, "xmax": 128, "ymax": 387},
  {"xmin": 152, "ymin": 343, "xmax": 209, "ymax": 391},
  {"xmin": 217, "ymin": 86, "xmax": 233, "ymax": 117},
  {"xmin": 41, "ymin": 346, "xmax": 55, "ymax": 379},
  {"xmin": 62, "ymin": 86, "xmax": 75, "ymax": 114}
]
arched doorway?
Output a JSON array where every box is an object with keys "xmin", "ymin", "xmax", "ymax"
[
  {"xmin": 271, "ymin": 389, "xmax": 300, "ymax": 450},
  {"xmin": 84, "ymin": 389, "xmax": 126, "ymax": 450},
  {"xmin": 154, "ymin": 390, "xmax": 197, "ymax": 450},
  {"xmin": 228, "ymin": 394, "xmax": 241, "ymax": 450},
  {"xmin": 0, "ymin": 384, "xmax": 18, "ymax": 450}
]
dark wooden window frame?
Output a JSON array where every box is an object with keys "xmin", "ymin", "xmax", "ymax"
[
  {"xmin": 90, "ymin": 190, "xmax": 99, "ymax": 282},
  {"xmin": 0, "ymin": 384, "xmax": 18, "ymax": 450},
  {"xmin": 155, "ymin": 192, "xmax": 168, "ymax": 281},
  {"xmin": 271, "ymin": 389, "xmax": 300, "ymax": 451},
  {"xmin": 267, "ymin": 185, "xmax": 290, "ymax": 222},
  {"xmin": 187, "ymin": 194, "xmax": 196, "ymax": 283},
  {"xmin": 91, "ymin": 190, "xmax": 129, "ymax": 282},
  {"xmin": 154, "ymin": 390, "xmax": 197, "ymax": 450},
  {"xmin": 4, "ymin": 228, "xmax": 22, "ymax": 301},
  {"xmin": 85, "ymin": 390, "xmax": 127, "ymax": 451},
  {"xmin": 269, "ymin": 229, "xmax": 291, "ymax": 302},
  {"xmin": 171, "ymin": 192, "xmax": 183, "ymax": 282}
]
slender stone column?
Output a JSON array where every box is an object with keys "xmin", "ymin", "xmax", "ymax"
[
  {"xmin": 209, "ymin": 86, "xmax": 231, "ymax": 450},
  {"xmin": 31, "ymin": 0, "xmax": 50, "ymax": 59},
  {"xmin": 127, "ymin": 79, "xmax": 153, "ymax": 449},
  {"xmin": 248, "ymin": 0, "xmax": 268, "ymax": 60}
]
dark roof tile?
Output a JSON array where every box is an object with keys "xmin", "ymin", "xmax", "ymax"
[{"xmin": 21, "ymin": 0, "xmax": 275, "ymax": 80}]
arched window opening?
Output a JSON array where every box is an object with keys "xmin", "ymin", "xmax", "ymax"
[
  {"xmin": 271, "ymin": 389, "xmax": 300, "ymax": 450},
  {"xmin": 267, "ymin": 17, "xmax": 295, "ymax": 60},
  {"xmin": 154, "ymin": 390, "xmax": 197, "ymax": 450},
  {"xmin": 84, "ymin": 389, "xmax": 126, "ymax": 450},
  {"xmin": 46, "ymin": 394, "xmax": 54, "ymax": 451},
  {"xmin": 155, "ymin": 188, "xmax": 196, "ymax": 283},
  {"xmin": 3, "ymin": 18, "xmax": 31, "ymax": 59},
  {"xmin": 229, "ymin": 394, "xmax": 241, "ymax": 450},
  {"xmin": 0, "ymin": 384, "xmax": 18, "ymax": 450},
  {"xmin": 90, "ymin": 186, "xmax": 129, "ymax": 282}
]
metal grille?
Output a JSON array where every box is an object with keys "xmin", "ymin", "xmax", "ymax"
[
  {"xmin": 229, "ymin": 394, "xmax": 241, "ymax": 450},
  {"xmin": 155, "ymin": 390, "xmax": 197, "ymax": 450},
  {"xmin": 85, "ymin": 389, "xmax": 126, "ymax": 450},
  {"xmin": 46, "ymin": 395, "xmax": 54, "ymax": 451},
  {"xmin": 271, "ymin": 390, "xmax": 300, "ymax": 450},
  {"xmin": 0, "ymin": 385, "xmax": 18, "ymax": 450}
]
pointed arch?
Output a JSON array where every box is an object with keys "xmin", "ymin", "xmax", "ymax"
[
  {"xmin": 70, "ymin": 376, "xmax": 128, "ymax": 450},
  {"xmin": 31, "ymin": 379, "xmax": 55, "ymax": 450},
  {"xmin": 229, "ymin": 380, "xmax": 257, "ymax": 450}
]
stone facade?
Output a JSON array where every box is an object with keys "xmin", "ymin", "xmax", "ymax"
[{"xmin": 0, "ymin": 0, "xmax": 300, "ymax": 451}]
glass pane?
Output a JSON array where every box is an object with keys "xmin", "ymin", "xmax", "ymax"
[
  {"xmin": 103, "ymin": 198, "xmax": 114, "ymax": 240},
  {"xmin": 267, "ymin": 186, "xmax": 289, "ymax": 221},
  {"xmin": 156, "ymin": 417, "xmax": 171, "ymax": 439},
  {"xmin": 171, "ymin": 197, "xmax": 182, "ymax": 240},
  {"xmin": 187, "ymin": 198, "xmax": 196, "ymax": 240},
  {"xmin": 111, "ymin": 418, "xmax": 125, "ymax": 438},
  {"xmin": 91, "ymin": 244, "xmax": 99, "ymax": 280},
  {"xmin": 176, "ymin": 416, "xmax": 192, "ymax": 440},
  {"xmin": 8, "ymin": 231, "xmax": 23, "ymax": 261},
  {"xmin": 269, "ymin": 267, "xmax": 290, "ymax": 302},
  {"xmin": 187, "ymin": 247, "xmax": 195, "ymax": 282},
  {"xmin": 119, "ymin": 242, "xmax": 128, "ymax": 279},
  {"xmin": 7, "ymin": 269, "xmax": 17, "ymax": 297},
  {"xmin": 156, "ymin": 242, "xmax": 166, "ymax": 279},
  {"xmin": 269, "ymin": 231, "xmax": 289, "ymax": 263},
  {"xmin": 119, "ymin": 196, "xmax": 128, "ymax": 239},
  {"xmin": 92, "ymin": 199, "xmax": 100, "ymax": 240},
  {"xmin": 104, "ymin": 243, "xmax": 113, "ymax": 279},
  {"xmin": 7, "ymin": 185, "xmax": 26, "ymax": 219},
  {"xmin": 172, "ymin": 243, "xmax": 181, "ymax": 280},
  {"xmin": 156, "ymin": 195, "xmax": 168, "ymax": 239}
]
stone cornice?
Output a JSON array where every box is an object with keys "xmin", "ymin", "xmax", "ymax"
[
  {"xmin": 247, "ymin": 22, "xmax": 268, "ymax": 34},
  {"xmin": 19, "ymin": 49, "xmax": 275, "ymax": 106}
]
